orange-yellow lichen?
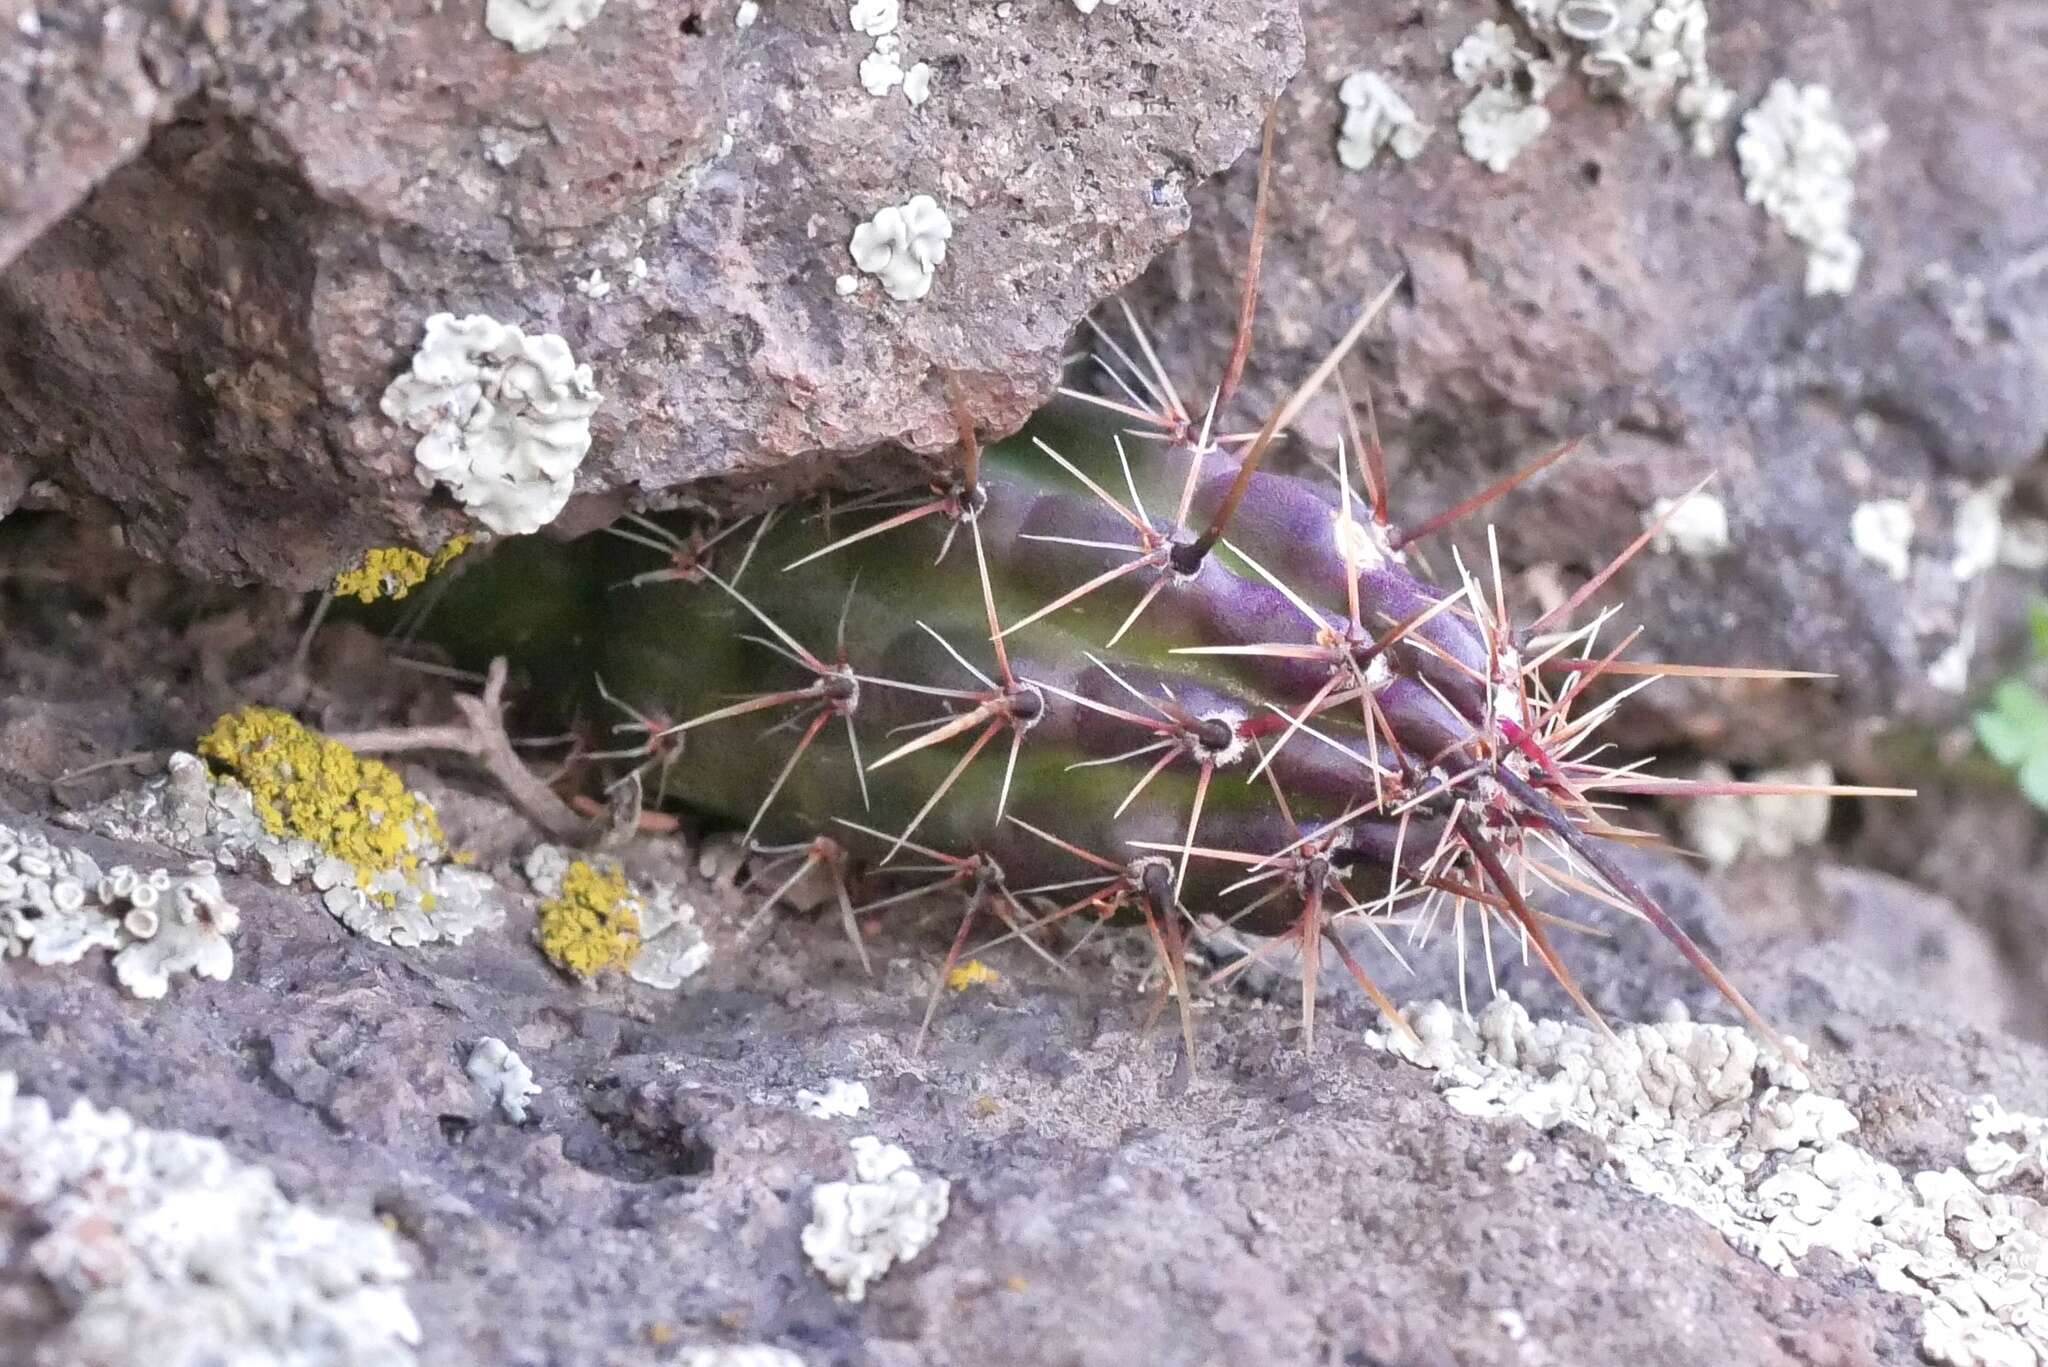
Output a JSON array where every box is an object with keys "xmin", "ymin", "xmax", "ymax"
[
  {"xmin": 536, "ymin": 860, "xmax": 642, "ymax": 979},
  {"xmin": 197, "ymin": 706, "xmax": 445, "ymax": 903},
  {"xmin": 330, "ymin": 536, "xmax": 474, "ymax": 604},
  {"xmin": 945, "ymin": 959, "xmax": 999, "ymax": 992}
]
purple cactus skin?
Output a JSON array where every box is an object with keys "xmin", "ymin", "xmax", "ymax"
[{"xmin": 561, "ymin": 122, "xmax": 1904, "ymax": 1054}]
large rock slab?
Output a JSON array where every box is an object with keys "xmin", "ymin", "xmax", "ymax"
[
  {"xmin": 0, "ymin": 0, "xmax": 1300, "ymax": 583},
  {"xmin": 1117, "ymin": 0, "xmax": 2048, "ymax": 752}
]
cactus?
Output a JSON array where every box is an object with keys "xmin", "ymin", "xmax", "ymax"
[{"xmin": 439, "ymin": 132, "xmax": 1906, "ymax": 1054}]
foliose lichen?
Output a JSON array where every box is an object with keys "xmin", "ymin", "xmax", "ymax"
[
  {"xmin": 379, "ymin": 313, "xmax": 602, "ymax": 536},
  {"xmin": 485, "ymin": 0, "xmax": 606, "ymax": 54},
  {"xmin": 801, "ymin": 1136, "xmax": 950, "ymax": 1302},
  {"xmin": 1680, "ymin": 761, "xmax": 1834, "ymax": 869},
  {"xmin": 1374, "ymin": 997, "xmax": 2048, "ymax": 1367},
  {"xmin": 1648, "ymin": 491, "xmax": 1731, "ymax": 558},
  {"xmin": 1849, "ymin": 498, "xmax": 1915, "ymax": 582},
  {"xmin": 1335, "ymin": 71, "xmax": 1432, "ymax": 170},
  {"xmin": 797, "ymin": 1079, "xmax": 872, "ymax": 1119},
  {"xmin": 63, "ymin": 740, "xmax": 500, "ymax": 948},
  {"xmin": 199, "ymin": 707, "xmax": 444, "ymax": 895},
  {"xmin": 466, "ymin": 1036, "xmax": 542, "ymax": 1123},
  {"xmin": 0, "ymin": 1071, "xmax": 422, "ymax": 1365},
  {"xmin": 1450, "ymin": 1, "xmax": 1733, "ymax": 174},
  {"xmin": 1, "ymin": 822, "xmax": 240, "ymax": 1000},
  {"xmin": 848, "ymin": 195, "xmax": 953, "ymax": 303},
  {"xmin": 1736, "ymin": 79, "xmax": 1868, "ymax": 296},
  {"xmin": 535, "ymin": 858, "xmax": 642, "ymax": 979},
  {"xmin": 523, "ymin": 844, "xmax": 711, "ymax": 986}
]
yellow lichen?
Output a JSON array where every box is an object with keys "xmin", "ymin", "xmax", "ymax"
[
  {"xmin": 330, "ymin": 535, "xmax": 474, "ymax": 604},
  {"xmin": 946, "ymin": 959, "xmax": 999, "ymax": 992},
  {"xmin": 197, "ymin": 706, "xmax": 445, "ymax": 903},
  {"xmin": 536, "ymin": 860, "xmax": 643, "ymax": 979}
]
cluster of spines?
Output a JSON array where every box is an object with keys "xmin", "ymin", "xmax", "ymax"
[{"xmin": 586, "ymin": 112, "xmax": 1908, "ymax": 1059}]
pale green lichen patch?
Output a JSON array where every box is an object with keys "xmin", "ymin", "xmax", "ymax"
[
  {"xmin": 1, "ymin": 821, "xmax": 239, "ymax": 999},
  {"xmin": 1374, "ymin": 997, "xmax": 2048, "ymax": 1367},
  {"xmin": 0, "ymin": 1071, "xmax": 421, "ymax": 1365}
]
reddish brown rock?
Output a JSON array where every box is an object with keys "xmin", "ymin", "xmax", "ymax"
[{"xmin": 0, "ymin": 0, "xmax": 1301, "ymax": 583}]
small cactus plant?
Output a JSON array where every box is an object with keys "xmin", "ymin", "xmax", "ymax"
[{"xmin": 446, "ymin": 124, "xmax": 1905, "ymax": 1053}]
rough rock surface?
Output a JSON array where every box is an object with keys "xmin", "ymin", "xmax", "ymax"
[
  {"xmin": 0, "ymin": 0, "xmax": 1299, "ymax": 584},
  {"xmin": 1119, "ymin": 0, "xmax": 2048, "ymax": 754}
]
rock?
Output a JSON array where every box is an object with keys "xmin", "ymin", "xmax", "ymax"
[
  {"xmin": 0, "ymin": 0, "xmax": 1301, "ymax": 584},
  {"xmin": 1115, "ymin": 0, "xmax": 2048, "ymax": 754}
]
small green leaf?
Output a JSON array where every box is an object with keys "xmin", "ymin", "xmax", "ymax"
[
  {"xmin": 1974, "ymin": 681, "xmax": 2048, "ymax": 767},
  {"xmin": 2030, "ymin": 599, "xmax": 2048, "ymax": 661},
  {"xmin": 2021, "ymin": 751, "xmax": 2048, "ymax": 813}
]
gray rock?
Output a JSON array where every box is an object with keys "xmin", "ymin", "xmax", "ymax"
[
  {"xmin": 1116, "ymin": 0, "xmax": 2048, "ymax": 754},
  {"xmin": 0, "ymin": 0, "xmax": 1300, "ymax": 583}
]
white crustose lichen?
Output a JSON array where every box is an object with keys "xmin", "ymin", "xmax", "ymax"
[
  {"xmin": 848, "ymin": 195, "xmax": 953, "ymax": 303},
  {"xmin": 1737, "ymin": 79, "xmax": 1868, "ymax": 296},
  {"xmin": 379, "ymin": 312, "xmax": 602, "ymax": 537},
  {"xmin": 1849, "ymin": 498, "xmax": 1915, "ymax": 582},
  {"xmin": 1648, "ymin": 490, "xmax": 1731, "ymax": 557},
  {"xmin": 484, "ymin": 0, "xmax": 606, "ymax": 54},
  {"xmin": 0, "ymin": 1072, "xmax": 422, "ymax": 1366},
  {"xmin": 802, "ymin": 1136, "xmax": 950, "ymax": 1301},
  {"xmin": 1374, "ymin": 997, "xmax": 2048, "ymax": 1367},
  {"xmin": 1335, "ymin": 71, "xmax": 1432, "ymax": 170},
  {"xmin": 1681, "ymin": 760, "xmax": 1834, "ymax": 869}
]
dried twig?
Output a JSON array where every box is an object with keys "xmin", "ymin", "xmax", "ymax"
[{"xmin": 334, "ymin": 657, "xmax": 596, "ymax": 844}]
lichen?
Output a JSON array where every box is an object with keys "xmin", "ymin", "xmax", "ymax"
[
  {"xmin": 1736, "ymin": 79, "xmax": 1868, "ymax": 296},
  {"xmin": 536, "ymin": 858, "xmax": 644, "ymax": 979},
  {"xmin": 848, "ymin": 195, "xmax": 953, "ymax": 302},
  {"xmin": 802, "ymin": 1136, "xmax": 950, "ymax": 1302},
  {"xmin": 1335, "ymin": 71, "xmax": 1431, "ymax": 169},
  {"xmin": 0, "ymin": 1071, "xmax": 421, "ymax": 1365},
  {"xmin": 1374, "ymin": 997, "xmax": 2048, "ymax": 1367},
  {"xmin": 847, "ymin": 0, "xmax": 896, "ymax": 36},
  {"xmin": 1648, "ymin": 491, "xmax": 1730, "ymax": 557},
  {"xmin": 1849, "ymin": 498, "xmax": 1915, "ymax": 582},
  {"xmin": 1680, "ymin": 761, "xmax": 1833, "ymax": 869},
  {"xmin": 1450, "ymin": 1, "xmax": 1733, "ymax": 174},
  {"xmin": 524, "ymin": 845, "xmax": 710, "ymax": 987},
  {"xmin": 331, "ymin": 536, "xmax": 473, "ymax": 605},
  {"xmin": 679, "ymin": 1349, "xmax": 805, "ymax": 1367},
  {"xmin": 198, "ymin": 706, "xmax": 446, "ymax": 903},
  {"xmin": 485, "ymin": 0, "xmax": 606, "ymax": 54},
  {"xmin": 2, "ymin": 822, "xmax": 240, "ymax": 1000},
  {"xmin": 379, "ymin": 313, "xmax": 602, "ymax": 536},
  {"xmin": 798, "ymin": 1079, "xmax": 872, "ymax": 1119},
  {"xmin": 1457, "ymin": 87, "xmax": 1553, "ymax": 174},
  {"xmin": 64, "ymin": 741, "xmax": 499, "ymax": 949},
  {"xmin": 945, "ymin": 958, "xmax": 999, "ymax": 991},
  {"xmin": 467, "ymin": 1037, "xmax": 541, "ymax": 1123}
]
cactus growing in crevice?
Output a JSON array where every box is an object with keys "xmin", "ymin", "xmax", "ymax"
[{"xmin": 436, "ymin": 120, "xmax": 1907, "ymax": 1054}]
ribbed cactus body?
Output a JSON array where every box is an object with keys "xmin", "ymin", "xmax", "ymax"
[{"xmin": 595, "ymin": 411, "xmax": 1501, "ymax": 921}]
